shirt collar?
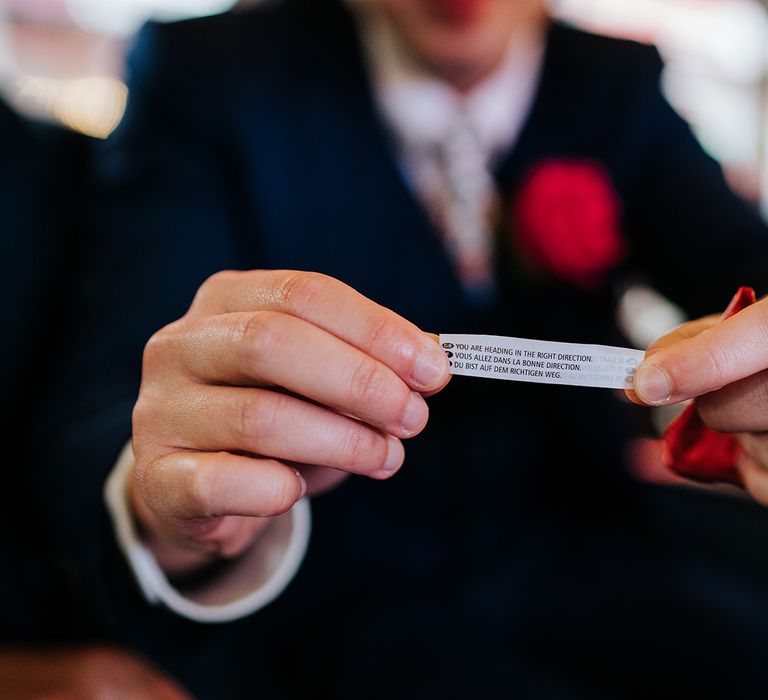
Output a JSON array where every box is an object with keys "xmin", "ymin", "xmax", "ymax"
[{"xmin": 351, "ymin": 4, "xmax": 546, "ymax": 162}]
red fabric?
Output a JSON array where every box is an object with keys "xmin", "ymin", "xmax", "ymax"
[
  {"xmin": 662, "ymin": 286, "xmax": 756, "ymax": 487},
  {"xmin": 512, "ymin": 160, "xmax": 626, "ymax": 290}
]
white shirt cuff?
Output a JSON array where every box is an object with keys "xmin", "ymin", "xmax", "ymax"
[{"xmin": 104, "ymin": 442, "xmax": 311, "ymax": 623}]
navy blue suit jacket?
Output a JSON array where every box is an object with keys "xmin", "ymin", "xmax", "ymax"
[{"xmin": 32, "ymin": 1, "xmax": 768, "ymax": 697}]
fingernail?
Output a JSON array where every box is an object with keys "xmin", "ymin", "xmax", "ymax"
[
  {"xmin": 294, "ymin": 469, "xmax": 307, "ymax": 499},
  {"xmin": 412, "ymin": 346, "xmax": 450, "ymax": 389},
  {"xmin": 383, "ymin": 435, "xmax": 404, "ymax": 473},
  {"xmin": 401, "ymin": 392, "xmax": 428, "ymax": 435},
  {"xmin": 634, "ymin": 363, "xmax": 672, "ymax": 405}
]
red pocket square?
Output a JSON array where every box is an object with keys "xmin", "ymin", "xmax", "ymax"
[{"xmin": 662, "ymin": 287, "xmax": 756, "ymax": 487}]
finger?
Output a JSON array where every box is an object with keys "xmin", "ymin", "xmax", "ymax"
[
  {"xmin": 738, "ymin": 453, "xmax": 768, "ymax": 507},
  {"xmin": 644, "ymin": 315, "xmax": 720, "ymax": 355},
  {"xmin": 697, "ymin": 369, "xmax": 768, "ymax": 432},
  {"xmin": 136, "ymin": 451, "xmax": 306, "ymax": 522},
  {"xmin": 146, "ymin": 384, "xmax": 405, "ymax": 479},
  {"xmin": 422, "ymin": 331, "xmax": 452, "ymax": 398},
  {"xmin": 631, "ymin": 298, "xmax": 768, "ymax": 405},
  {"xmin": 176, "ymin": 514, "xmax": 274, "ymax": 560},
  {"xmin": 191, "ymin": 270, "xmax": 450, "ymax": 391},
  {"xmin": 167, "ymin": 310, "xmax": 429, "ymax": 438},
  {"xmin": 738, "ymin": 432, "xmax": 768, "ymax": 470},
  {"xmin": 623, "ymin": 316, "xmax": 718, "ymax": 405},
  {"xmin": 295, "ymin": 464, "xmax": 348, "ymax": 495}
]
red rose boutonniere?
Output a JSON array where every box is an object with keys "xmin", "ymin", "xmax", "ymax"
[{"xmin": 512, "ymin": 160, "xmax": 627, "ymax": 290}]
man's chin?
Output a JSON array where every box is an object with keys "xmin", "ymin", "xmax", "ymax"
[{"xmin": 413, "ymin": 38, "xmax": 507, "ymax": 89}]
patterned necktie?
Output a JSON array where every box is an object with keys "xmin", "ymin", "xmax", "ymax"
[{"xmin": 435, "ymin": 114, "xmax": 498, "ymax": 303}]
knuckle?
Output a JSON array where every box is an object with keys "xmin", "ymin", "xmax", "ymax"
[
  {"xmin": 339, "ymin": 426, "xmax": 385, "ymax": 469},
  {"xmin": 276, "ymin": 271, "xmax": 332, "ymax": 314},
  {"xmin": 697, "ymin": 337, "xmax": 732, "ymax": 386},
  {"xmin": 131, "ymin": 454, "xmax": 153, "ymax": 496},
  {"xmin": 365, "ymin": 312, "xmax": 395, "ymax": 355},
  {"xmin": 189, "ymin": 459, "xmax": 219, "ymax": 517},
  {"xmin": 348, "ymin": 357, "xmax": 390, "ymax": 408},
  {"xmin": 338, "ymin": 425, "xmax": 369, "ymax": 467},
  {"xmin": 263, "ymin": 468, "xmax": 301, "ymax": 516},
  {"xmin": 195, "ymin": 269, "xmax": 240, "ymax": 306},
  {"xmin": 133, "ymin": 367, "xmax": 178, "ymax": 443},
  {"xmin": 142, "ymin": 328, "xmax": 171, "ymax": 370},
  {"xmin": 141, "ymin": 319, "xmax": 189, "ymax": 376},
  {"xmin": 236, "ymin": 394, "xmax": 281, "ymax": 443},
  {"xmin": 131, "ymin": 394, "xmax": 170, "ymax": 452},
  {"xmin": 696, "ymin": 395, "xmax": 728, "ymax": 431},
  {"xmin": 236, "ymin": 311, "xmax": 283, "ymax": 362},
  {"xmin": 132, "ymin": 453, "xmax": 165, "ymax": 511},
  {"xmin": 131, "ymin": 395, "xmax": 152, "ymax": 432}
]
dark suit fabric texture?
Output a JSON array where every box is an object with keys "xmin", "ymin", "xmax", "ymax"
[
  {"xmin": 0, "ymin": 101, "xmax": 90, "ymax": 641},
  {"xmin": 29, "ymin": 1, "xmax": 768, "ymax": 697}
]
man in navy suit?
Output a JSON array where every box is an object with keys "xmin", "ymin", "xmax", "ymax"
[{"xmin": 33, "ymin": 0, "xmax": 768, "ymax": 697}]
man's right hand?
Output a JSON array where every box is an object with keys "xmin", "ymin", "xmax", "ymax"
[{"xmin": 130, "ymin": 270, "xmax": 451, "ymax": 576}]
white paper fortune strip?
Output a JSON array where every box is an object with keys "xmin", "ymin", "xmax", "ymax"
[{"xmin": 439, "ymin": 334, "xmax": 645, "ymax": 389}]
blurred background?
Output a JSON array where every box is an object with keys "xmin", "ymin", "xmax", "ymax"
[{"xmin": 1, "ymin": 0, "xmax": 766, "ymax": 212}]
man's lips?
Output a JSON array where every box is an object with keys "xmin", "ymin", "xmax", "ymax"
[{"xmin": 421, "ymin": 0, "xmax": 485, "ymax": 25}]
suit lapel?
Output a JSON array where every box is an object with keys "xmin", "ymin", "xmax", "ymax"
[{"xmin": 233, "ymin": 0, "xmax": 467, "ymax": 328}]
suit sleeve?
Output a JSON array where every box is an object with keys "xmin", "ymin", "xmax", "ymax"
[{"xmin": 620, "ymin": 49, "xmax": 768, "ymax": 318}]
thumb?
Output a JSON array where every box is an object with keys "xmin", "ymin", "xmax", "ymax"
[{"xmin": 632, "ymin": 296, "xmax": 768, "ymax": 405}]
